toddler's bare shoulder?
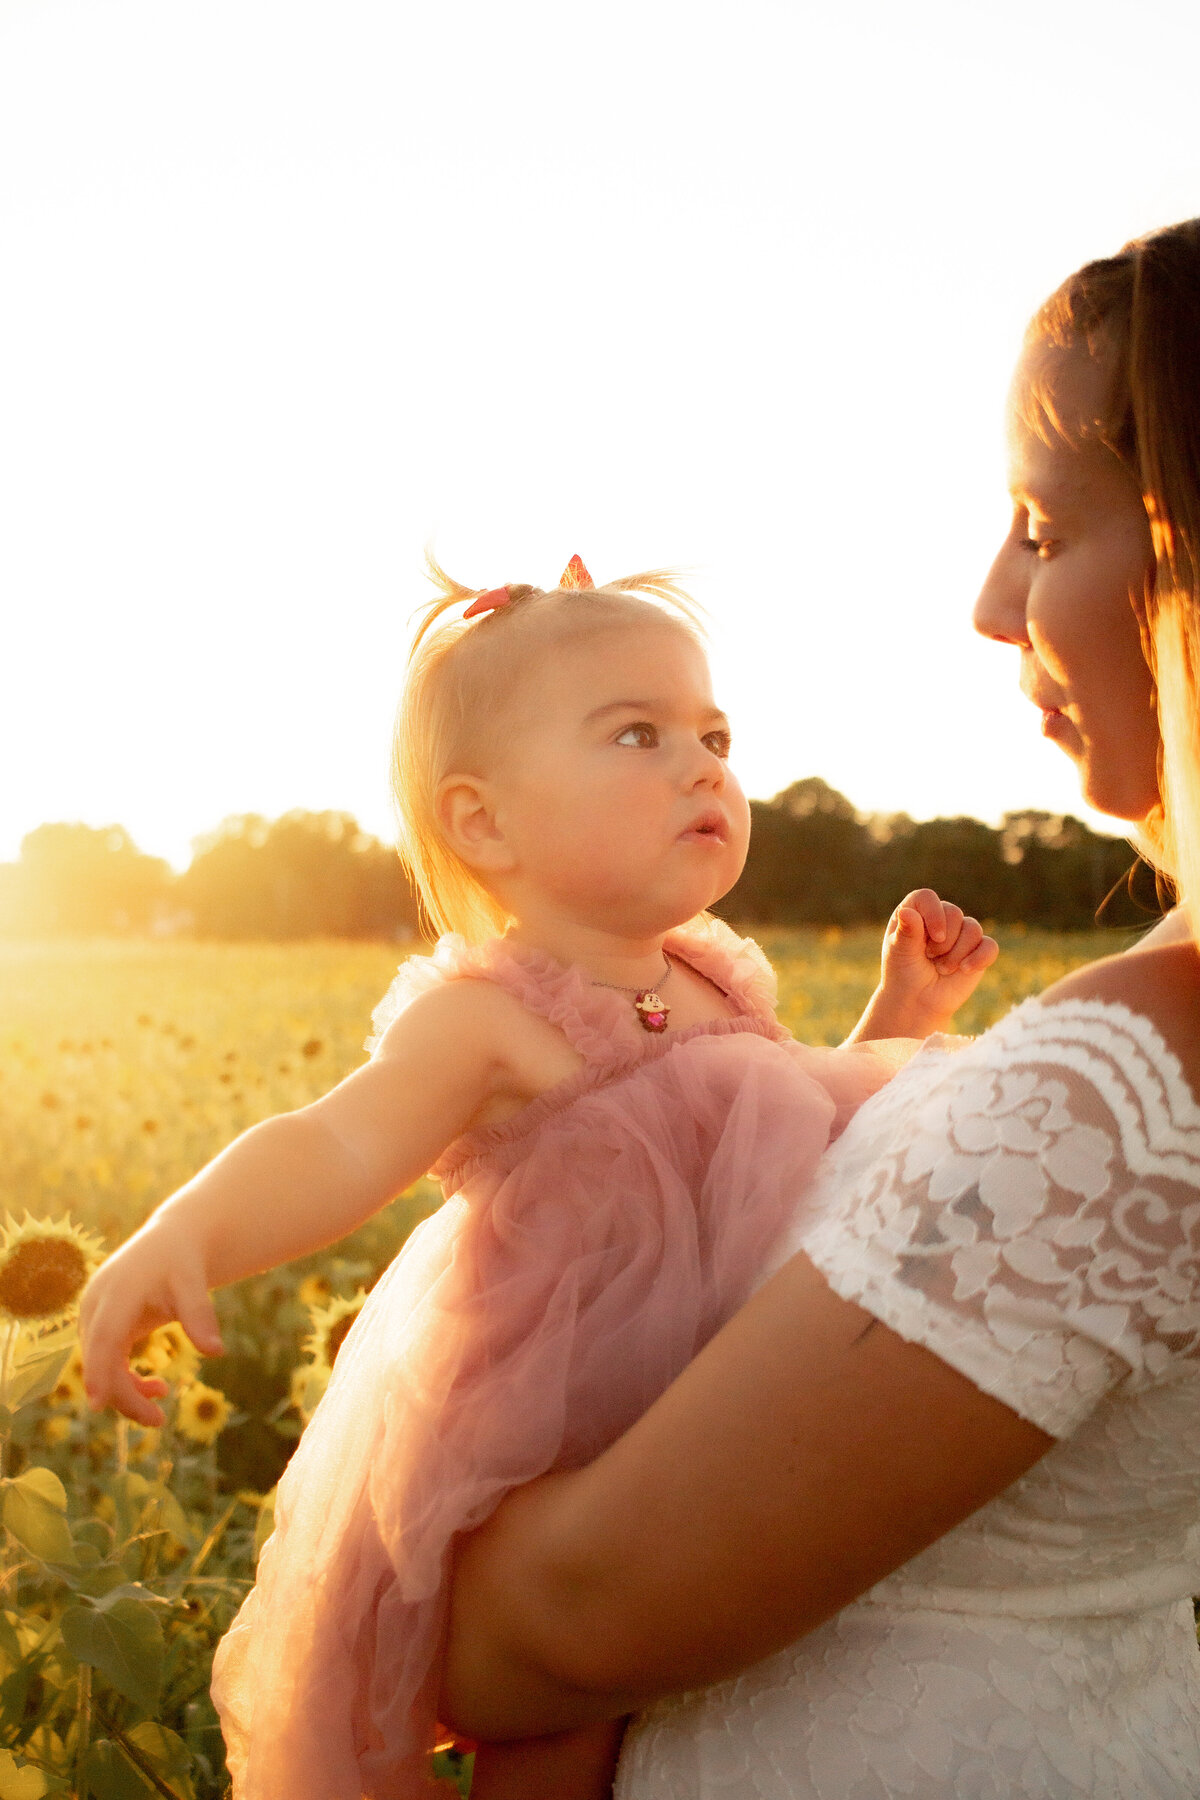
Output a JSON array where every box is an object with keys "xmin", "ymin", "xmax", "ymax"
[{"xmin": 373, "ymin": 973, "xmax": 582, "ymax": 1088}]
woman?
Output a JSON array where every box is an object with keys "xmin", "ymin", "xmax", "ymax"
[{"xmin": 440, "ymin": 218, "xmax": 1200, "ymax": 1798}]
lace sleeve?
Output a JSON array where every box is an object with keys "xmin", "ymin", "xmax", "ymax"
[{"xmin": 795, "ymin": 997, "xmax": 1200, "ymax": 1438}]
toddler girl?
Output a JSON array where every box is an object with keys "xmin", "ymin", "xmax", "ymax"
[{"xmin": 81, "ymin": 557, "xmax": 997, "ymax": 1800}]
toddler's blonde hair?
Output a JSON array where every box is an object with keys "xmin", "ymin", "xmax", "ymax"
[{"xmin": 393, "ymin": 556, "xmax": 703, "ymax": 942}]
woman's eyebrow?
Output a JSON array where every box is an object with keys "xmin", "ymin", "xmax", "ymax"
[{"xmin": 1008, "ymin": 470, "xmax": 1081, "ymax": 509}]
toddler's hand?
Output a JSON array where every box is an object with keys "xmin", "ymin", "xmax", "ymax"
[
  {"xmin": 872, "ymin": 888, "xmax": 998, "ymax": 1038},
  {"xmin": 80, "ymin": 1216, "xmax": 225, "ymax": 1427}
]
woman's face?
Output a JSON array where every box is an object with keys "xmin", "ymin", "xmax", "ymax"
[{"xmin": 973, "ymin": 343, "xmax": 1160, "ymax": 823}]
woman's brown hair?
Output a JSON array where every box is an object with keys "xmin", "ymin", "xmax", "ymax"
[{"xmin": 1021, "ymin": 219, "xmax": 1200, "ymax": 919}]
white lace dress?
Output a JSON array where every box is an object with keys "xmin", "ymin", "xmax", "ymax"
[{"xmin": 615, "ymin": 997, "xmax": 1200, "ymax": 1799}]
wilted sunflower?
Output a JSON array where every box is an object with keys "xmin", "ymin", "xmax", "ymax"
[
  {"xmin": 0, "ymin": 1214, "xmax": 105, "ymax": 1327},
  {"xmin": 303, "ymin": 1289, "xmax": 367, "ymax": 1377},
  {"xmin": 176, "ymin": 1381, "xmax": 232, "ymax": 1446}
]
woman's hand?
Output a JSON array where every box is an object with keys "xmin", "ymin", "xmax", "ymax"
[{"xmin": 439, "ymin": 1248, "xmax": 1051, "ymax": 1741}]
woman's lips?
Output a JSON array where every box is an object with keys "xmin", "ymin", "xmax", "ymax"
[{"xmin": 1040, "ymin": 706, "xmax": 1070, "ymax": 742}]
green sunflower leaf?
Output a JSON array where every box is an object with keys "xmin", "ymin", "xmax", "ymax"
[
  {"xmin": 3, "ymin": 1470, "xmax": 75, "ymax": 1565},
  {"xmin": 60, "ymin": 1600, "xmax": 164, "ymax": 1714},
  {"xmin": 0, "ymin": 1746, "xmax": 50, "ymax": 1799}
]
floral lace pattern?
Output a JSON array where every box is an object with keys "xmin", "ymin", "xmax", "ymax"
[{"xmin": 617, "ymin": 997, "xmax": 1200, "ymax": 1799}]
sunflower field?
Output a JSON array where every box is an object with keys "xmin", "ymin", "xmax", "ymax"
[{"xmin": 0, "ymin": 926, "xmax": 1131, "ymax": 1798}]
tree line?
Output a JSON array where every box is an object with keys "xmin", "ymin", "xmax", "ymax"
[{"xmin": 0, "ymin": 781, "xmax": 1163, "ymax": 940}]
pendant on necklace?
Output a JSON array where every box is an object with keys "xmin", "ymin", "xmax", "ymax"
[{"xmin": 634, "ymin": 989, "xmax": 670, "ymax": 1033}]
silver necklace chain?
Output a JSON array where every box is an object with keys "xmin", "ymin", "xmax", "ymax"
[{"xmin": 590, "ymin": 955, "xmax": 673, "ymax": 996}]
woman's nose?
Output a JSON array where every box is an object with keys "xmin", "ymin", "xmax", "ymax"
[{"xmin": 973, "ymin": 541, "xmax": 1030, "ymax": 646}]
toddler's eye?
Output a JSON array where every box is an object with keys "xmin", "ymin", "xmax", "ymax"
[
  {"xmin": 702, "ymin": 729, "xmax": 732, "ymax": 759},
  {"xmin": 615, "ymin": 722, "xmax": 658, "ymax": 749}
]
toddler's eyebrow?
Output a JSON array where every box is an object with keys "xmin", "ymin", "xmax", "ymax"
[{"xmin": 586, "ymin": 699, "xmax": 730, "ymax": 727}]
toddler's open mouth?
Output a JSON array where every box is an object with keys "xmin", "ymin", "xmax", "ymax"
[{"xmin": 678, "ymin": 811, "xmax": 726, "ymax": 843}]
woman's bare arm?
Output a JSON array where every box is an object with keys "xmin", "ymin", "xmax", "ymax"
[{"xmin": 440, "ymin": 1250, "xmax": 1053, "ymax": 1739}]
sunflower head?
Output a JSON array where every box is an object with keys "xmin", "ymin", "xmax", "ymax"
[
  {"xmin": 302, "ymin": 1289, "xmax": 368, "ymax": 1379},
  {"xmin": 0, "ymin": 1214, "xmax": 105, "ymax": 1328},
  {"xmin": 49, "ymin": 1346, "xmax": 87, "ymax": 1409},
  {"xmin": 130, "ymin": 1322, "xmax": 201, "ymax": 1384},
  {"xmin": 175, "ymin": 1381, "xmax": 232, "ymax": 1447},
  {"xmin": 289, "ymin": 1360, "xmax": 330, "ymax": 1424},
  {"xmin": 297, "ymin": 1273, "xmax": 333, "ymax": 1312}
]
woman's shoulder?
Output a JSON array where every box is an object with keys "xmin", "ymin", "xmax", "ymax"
[{"xmin": 1026, "ymin": 935, "xmax": 1200, "ymax": 1118}]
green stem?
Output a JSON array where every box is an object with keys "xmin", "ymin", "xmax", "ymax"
[
  {"xmin": 76, "ymin": 1660, "xmax": 92, "ymax": 1775},
  {"xmin": 0, "ymin": 1320, "xmax": 17, "ymax": 1480}
]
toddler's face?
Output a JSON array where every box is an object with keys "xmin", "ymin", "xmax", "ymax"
[{"xmin": 491, "ymin": 621, "xmax": 750, "ymax": 938}]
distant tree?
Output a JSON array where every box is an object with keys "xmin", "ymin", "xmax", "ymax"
[
  {"xmin": 8, "ymin": 823, "xmax": 170, "ymax": 934},
  {"xmin": 178, "ymin": 811, "xmax": 418, "ymax": 939},
  {"xmin": 877, "ymin": 815, "xmax": 1012, "ymax": 920},
  {"xmin": 717, "ymin": 780, "xmax": 877, "ymax": 925}
]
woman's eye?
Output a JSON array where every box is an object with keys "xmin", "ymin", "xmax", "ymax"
[
  {"xmin": 702, "ymin": 729, "xmax": 732, "ymax": 759},
  {"xmin": 1019, "ymin": 536, "xmax": 1057, "ymax": 560},
  {"xmin": 614, "ymin": 722, "xmax": 658, "ymax": 749}
]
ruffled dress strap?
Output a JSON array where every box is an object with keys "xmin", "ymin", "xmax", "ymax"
[
  {"xmin": 663, "ymin": 914, "xmax": 784, "ymax": 1027},
  {"xmin": 366, "ymin": 932, "xmax": 652, "ymax": 1074}
]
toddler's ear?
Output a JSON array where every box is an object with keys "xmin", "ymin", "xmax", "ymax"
[{"xmin": 435, "ymin": 775, "xmax": 515, "ymax": 875}]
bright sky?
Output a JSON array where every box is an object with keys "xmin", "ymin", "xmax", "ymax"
[{"xmin": 3, "ymin": 0, "xmax": 1199, "ymax": 870}]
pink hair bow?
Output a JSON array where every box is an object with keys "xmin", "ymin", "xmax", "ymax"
[
  {"xmin": 462, "ymin": 586, "xmax": 511, "ymax": 619},
  {"xmin": 559, "ymin": 554, "xmax": 595, "ymax": 590}
]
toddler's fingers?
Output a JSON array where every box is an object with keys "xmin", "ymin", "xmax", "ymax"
[
  {"xmin": 934, "ymin": 915, "xmax": 984, "ymax": 973},
  {"xmin": 886, "ymin": 905, "xmax": 931, "ymax": 965},
  {"xmin": 898, "ymin": 889, "xmax": 948, "ymax": 944},
  {"xmin": 169, "ymin": 1269, "xmax": 225, "ymax": 1360},
  {"xmin": 962, "ymin": 935, "xmax": 1000, "ymax": 972}
]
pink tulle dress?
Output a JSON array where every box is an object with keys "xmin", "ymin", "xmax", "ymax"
[{"xmin": 210, "ymin": 916, "xmax": 903, "ymax": 1799}]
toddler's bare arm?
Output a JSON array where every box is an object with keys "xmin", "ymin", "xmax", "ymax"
[{"xmin": 81, "ymin": 980, "xmax": 526, "ymax": 1424}]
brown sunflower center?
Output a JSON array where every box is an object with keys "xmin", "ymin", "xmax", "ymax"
[
  {"xmin": 195, "ymin": 1397, "xmax": 219, "ymax": 1422},
  {"xmin": 0, "ymin": 1238, "xmax": 89, "ymax": 1318},
  {"xmin": 326, "ymin": 1314, "xmax": 357, "ymax": 1366}
]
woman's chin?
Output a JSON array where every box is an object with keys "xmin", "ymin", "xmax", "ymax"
[{"xmin": 1076, "ymin": 766, "xmax": 1162, "ymax": 825}]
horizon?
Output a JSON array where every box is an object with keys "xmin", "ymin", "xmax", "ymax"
[{"xmin": 5, "ymin": 776, "xmax": 1133, "ymax": 878}]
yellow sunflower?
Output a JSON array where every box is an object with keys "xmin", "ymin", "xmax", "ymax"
[
  {"xmin": 130, "ymin": 1322, "xmax": 200, "ymax": 1384},
  {"xmin": 175, "ymin": 1381, "xmax": 232, "ymax": 1446},
  {"xmin": 289, "ymin": 1360, "xmax": 330, "ymax": 1424},
  {"xmin": 297, "ymin": 1273, "xmax": 333, "ymax": 1311},
  {"xmin": 49, "ymin": 1346, "xmax": 87, "ymax": 1408},
  {"xmin": 303, "ymin": 1288, "xmax": 368, "ymax": 1377},
  {"xmin": 0, "ymin": 1214, "xmax": 105, "ymax": 1328}
]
